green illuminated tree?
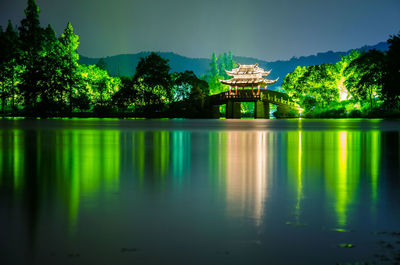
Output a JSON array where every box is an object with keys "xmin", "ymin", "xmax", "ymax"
[
  {"xmin": 207, "ymin": 53, "xmax": 221, "ymax": 95},
  {"xmin": 282, "ymin": 64, "xmax": 338, "ymax": 110},
  {"xmin": 282, "ymin": 66, "xmax": 307, "ymax": 105},
  {"xmin": 0, "ymin": 20, "xmax": 23, "ymax": 113},
  {"xmin": 33, "ymin": 25, "xmax": 67, "ymax": 114},
  {"xmin": 306, "ymin": 63, "xmax": 339, "ymax": 106},
  {"xmin": 18, "ymin": 0, "xmax": 44, "ymax": 112},
  {"xmin": 344, "ymin": 50, "xmax": 384, "ymax": 109},
  {"xmin": 205, "ymin": 52, "xmax": 236, "ymax": 95},
  {"xmin": 78, "ymin": 64, "xmax": 120, "ymax": 112},
  {"xmin": 59, "ymin": 22, "xmax": 80, "ymax": 114},
  {"xmin": 218, "ymin": 54, "xmax": 226, "ymax": 78},
  {"xmin": 335, "ymin": 50, "xmax": 361, "ymax": 101},
  {"xmin": 209, "ymin": 53, "xmax": 219, "ymax": 77}
]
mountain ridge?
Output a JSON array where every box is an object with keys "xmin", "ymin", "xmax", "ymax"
[{"xmin": 79, "ymin": 42, "xmax": 388, "ymax": 88}]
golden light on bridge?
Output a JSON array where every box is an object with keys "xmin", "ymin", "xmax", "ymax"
[{"xmin": 219, "ymin": 63, "xmax": 278, "ymax": 95}]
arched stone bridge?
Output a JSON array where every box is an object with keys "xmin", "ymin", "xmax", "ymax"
[{"xmin": 205, "ymin": 89, "xmax": 302, "ymax": 119}]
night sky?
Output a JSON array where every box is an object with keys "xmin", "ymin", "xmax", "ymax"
[{"xmin": 1, "ymin": 0, "xmax": 399, "ymax": 60}]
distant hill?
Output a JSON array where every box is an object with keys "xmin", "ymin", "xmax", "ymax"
[
  {"xmin": 79, "ymin": 52, "xmax": 210, "ymax": 78},
  {"xmin": 79, "ymin": 42, "xmax": 388, "ymax": 89}
]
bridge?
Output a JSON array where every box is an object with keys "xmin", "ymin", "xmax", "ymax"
[
  {"xmin": 206, "ymin": 89, "xmax": 302, "ymax": 119},
  {"xmin": 206, "ymin": 63, "xmax": 301, "ymax": 119}
]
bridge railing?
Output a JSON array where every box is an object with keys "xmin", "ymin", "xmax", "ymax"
[
  {"xmin": 208, "ymin": 89, "xmax": 301, "ymax": 109},
  {"xmin": 260, "ymin": 91, "xmax": 301, "ymax": 108}
]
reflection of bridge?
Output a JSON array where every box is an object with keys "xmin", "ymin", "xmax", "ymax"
[{"xmin": 206, "ymin": 89, "xmax": 301, "ymax": 119}]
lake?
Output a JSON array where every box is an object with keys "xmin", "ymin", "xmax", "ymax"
[{"xmin": 1, "ymin": 119, "xmax": 400, "ymax": 265}]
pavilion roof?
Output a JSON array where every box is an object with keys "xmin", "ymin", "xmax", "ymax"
[
  {"xmin": 220, "ymin": 77, "xmax": 278, "ymax": 87},
  {"xmin": 225, "ymin": 63, "xmax": 271, "ymax": 77},
  {"xmin": 219, "ymin": 63, "xmax": 278, "ymax": 87}
]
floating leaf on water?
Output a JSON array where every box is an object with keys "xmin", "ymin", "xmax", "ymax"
[
  {"xmin": 385, "ymin": 243, "xmax": 394, "ymax": 249},
  {"xmin": 121, "ymin": 248, "xmax": 138, "ymax": 253},
  {"xmin": 338, "ymin": 243, "xmax": 355, "ymax": 248},
  {"xmin": 331, "ymin": 228, "xmax": 352, "ymax": 233},
  {"xmin": 285, "ymin": 221, "xmax": 307, "ymax": 227},
  {"xmin": 295, "ymin": 223, "xmax": 308, "ymax": 227},
  {"xmin": 372, "ymin": 231, "xmax": 387, "ymax": 235}
]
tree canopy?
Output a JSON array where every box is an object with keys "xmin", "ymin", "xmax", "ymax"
[{"xmin": 282, "ymin": 36, "xmax": 400, "ymax": 117}]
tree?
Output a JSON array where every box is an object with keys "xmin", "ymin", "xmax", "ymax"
[
  {"xmin": 18, "ymin": 0, "xmax": 45, "ymax": 112},
  {"xmin": 77, "ymin": 64, "xmax": 120, "ymax": 112},
  {"xmin": 335, "ymin": 50, "xmax": 361, "ymax": 101},
  {"xmin": 282, "ymin": 66, "xmax": 307, "ymax": 105},
  {"xmin": 218, "ymin": 54, "xmax": 226, "ymax": 78},
  {"xmin": 112, "ymin": 76, "xmax": 138, "ymax": 112},
  {"xmin": 282, "ymin": 64, "xmax": 339, "ymax": 109},
  {"xmin": 304, "ymin": 64, "xmax": 339, "ymax": 106},
  {"xmin": 18, "ymin": 0, "xmax": 42, "ymax": 52},
  {"xmin": 59, "ymin": 22, "xmax": 80, "ymax": 114},
  {"xmin": 203, "ymin": 52, "xmax": 237, "ymax": 95},
  {"xmin": 0, "ymin": 20, "xmax": 22, "ymax": 113},
  {"xmin": 96, "ymin": 58, "xmax": 108, "ymax": 71},
  {"xmin": 209, "ymin": 53, "xmax": 219, "ymax": 77},
  {"xmin": 172, "ymin": 70, "xmax": 209, "ymax": 103},
  {"xmin": 226, "ymin": 51, "xmax": 237, "ymax": 71},
  {"xmin": 382, "ymin": 33, "xmax": 400, "ymax": 108},
  {"xmin": 133, "ymin": 52, "xmax": 172, "ymax": 110},
  {"xmin": 344, "ymin": 50, "xmax": 384, "ymax": 110},
  {"xmin": 33, "ymin": 25, "xmax": 66, "ymax": 114},
  {"xmin": 189, "ymin": 74, "xmax": 208, "ymax": 110}
]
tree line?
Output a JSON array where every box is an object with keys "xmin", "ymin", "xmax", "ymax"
[
  {"xmin": 0, "ymin": 0, "xmax": 209, "ymax": 117},
  {"xmin": 281, "ymin": 34, "xmax": 400, "ymax": 118}
]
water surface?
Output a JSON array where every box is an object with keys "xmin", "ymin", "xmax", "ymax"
[{"xmin": 1, "ymin": 119, "xmax": 400, "ymax": 265}]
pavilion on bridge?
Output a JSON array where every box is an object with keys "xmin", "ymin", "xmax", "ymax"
[
  {"xmin": 209, "ymin": 63, "xmax": 299, "ymax": 119},
  {"xmin": 219, "ymin": 63, "xmax": 278, "ymax": 95}
]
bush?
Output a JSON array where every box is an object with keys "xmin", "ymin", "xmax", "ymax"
[
  {"xmin": 273, "ymin": 105, "xmax": 299, "ymax": 118},
  {"xmin": 348, "ymin": 109, "xmax": 362, "ymax": 118}
]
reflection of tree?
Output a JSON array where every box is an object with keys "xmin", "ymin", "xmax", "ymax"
[
  {"xmin": 172, "ymin": 131, "xmax": 191, "ymax": 184},
  {"xmin": 367, "ymin": 131, "xmax": 381, "ymax": 211},
  {"xmin": 0, "ymin": 128, "xmax": 122, "ymax": 242},
  {"xmin": 284, "ymin": 130, "xmax": 382, "ymax": 228},
  {"xmin": 120, "ymin": 130, "xmax": 191, "ymax": 188},
  {"xmin": 286, "ymin": 131, "xmax": 304, "ymax": 224}
]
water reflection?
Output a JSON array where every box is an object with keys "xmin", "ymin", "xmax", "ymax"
[
  {"xmin": 0, "ymin": 127, "xmax": 390, "ymax": 230},
  {"xmin": 208, "ymin": 131, "xmax": 270, "ymax": 225},
  {"xmin": 171, "ymin": 131, "xmax": 191, "ymax": 185},
  {"xmin": 1, "ymin": 120, "xmax": 400, "ymax": 265},
  {"xmin": 286, "ymin": 131, "xmax": 303, "ymax": 224},
  {"xmin": 207, "ymin": 129, "xmax": 384, "ymax": 228}
]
